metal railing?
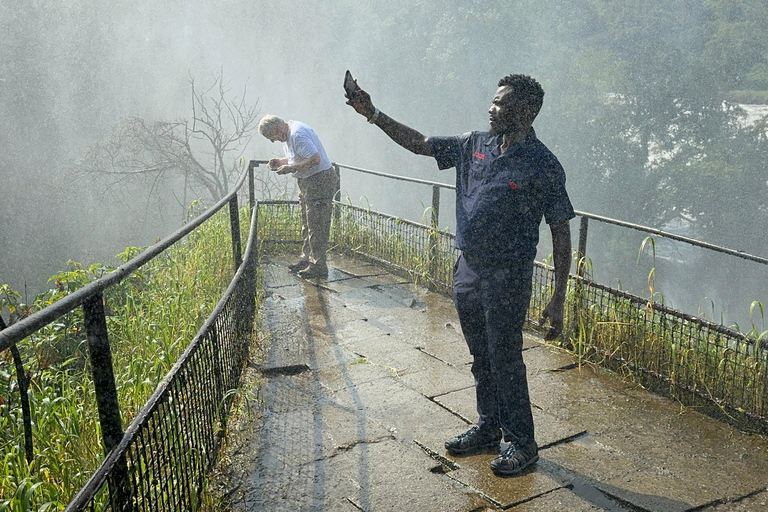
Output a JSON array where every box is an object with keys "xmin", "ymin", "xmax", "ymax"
[
  {"xmin": 256, "ymin": 160, "xmax": 768, "ymax": 434},
  {"xmin": 1, "ymin": 163, "xmax": 260, "ymax": 510},
  {"xmin": 3, "ymin": 158, "xmax": 767, "ymax": 510}
]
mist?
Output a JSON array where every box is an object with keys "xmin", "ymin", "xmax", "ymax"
[{"xmin": 2, "ymin": 0, "xmax": 767, "ymax": 329}]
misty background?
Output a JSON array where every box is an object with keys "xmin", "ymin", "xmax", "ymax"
[{"xmin": 2, "ymin": 0, "xmax": 767, "ymax": 330}]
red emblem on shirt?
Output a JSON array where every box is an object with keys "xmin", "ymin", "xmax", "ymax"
[
  {"xmin": 509, "ymin": 182, "xmax": 518, "ymax": 190},
  {"xmin": 473, "ymin": 151, "xmax": 485, "ymax": 160}
]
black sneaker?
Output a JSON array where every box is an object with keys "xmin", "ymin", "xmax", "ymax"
[
  {"xmin": 288, "ymin": 260, "xmax": 309, "ymax": 273},
  {"xmin": 490, "ymin": 440, "xmax": 539, "ymax": 477},
  {"xmin": 444, "ymin": 426, "xmax": 502, "ymax": 456}
]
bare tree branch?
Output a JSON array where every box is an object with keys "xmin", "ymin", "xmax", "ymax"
[{"xmin": 68, "ymin": 70, "xmax": 260, "ymax": 206}]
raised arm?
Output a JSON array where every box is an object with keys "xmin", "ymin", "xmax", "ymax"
[{"xmin": 346, "ymin": 86, "xmax": 433, "ymax": 157}]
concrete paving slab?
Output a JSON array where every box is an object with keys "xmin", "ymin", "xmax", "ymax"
[
  {"xmin": 707, "ymin": 489, "xmax": 768, "ymax": 511},
  {"xmin": 533, "ymin": 360, "xmax": 768, "ymax": 509},
  {"xmin": 448, "ymin": 456, "xmax": 563, "ymax": 510},
  {"xmin": 320, "ymin": 275, "xmax": 384, "ymax": 294},
  {"xmin": 304, "ymin": 335, "xmax": 361, "ymax": 371},
  {"xmin": 397, "ymin": 357, "xmax": 475, "ymax": 397},
  {"xmin": 510, "ymin": 487, "xmax": 605, "ymax": 511},
  {"xmin": 261, "ymin": 261, "xmax": 301, "ymax": 290},
  {"xmin": 261, "ymin": 296, "xmax": 309, "ymax": 372},
  {"xmin": 325, "ymin": 316, "xmax": 393, "ymax": 345},
  {"xmin": 238, "ymin": 438, "xmax": 490, "ymax": 512},
  {"xmin": 342, "ymin": 333, "xmax": 453, "ymax": 378},
  {"xmin": 326, "ymin": 254, "xmax": 390, "ymax": 277},
  {"xmin": 325, "ymin": 376, "xmax": 470, "ymax": 445},
  {"xmin": 211, "ymin": 253, "xmax": 768, "ymax": 512},
  {"xmin": 434, "ymin": 385, "xmax": 481, "ymax": 426},
  {"xmin": 313, "ymin": 352, "xmax": 397, "ymax": 394}
]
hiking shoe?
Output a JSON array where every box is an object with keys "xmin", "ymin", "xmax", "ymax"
[
  {"xmin": 444, "ymin": 426, "xmax": 502, "ymax": 456},
  {"xmin": 298, "ymin": 263, "xmax": 328, "ymax": 279},
  {"xmin": 490, "ymin": 440, "xmax": 539, "ymax": 477},
  {"xmin": 288, "ymin": 260, "xmax": 309, "ymax": 273}
]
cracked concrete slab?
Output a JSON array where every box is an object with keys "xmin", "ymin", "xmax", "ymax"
[{"xmin": 212, "ymin": 252, "xmax": 768, "ymax": 511}]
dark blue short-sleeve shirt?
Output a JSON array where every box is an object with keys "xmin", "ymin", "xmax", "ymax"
[{"xmin": 429, "ymin": 128, "xmax": 575, "ymax": 261}]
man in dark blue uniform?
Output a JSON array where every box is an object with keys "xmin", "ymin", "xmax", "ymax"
[{"xmin": 346, "ymin": 74, "xmax": 574, "ymax": 477}]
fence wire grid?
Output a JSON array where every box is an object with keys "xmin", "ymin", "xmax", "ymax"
[
  {"xmin": 259, "ymin": 200, "xmax": 768, "ymax": 435},
  {"xmin": 65, "ymin": 211, "xmax": 258, "ymax": 511}
]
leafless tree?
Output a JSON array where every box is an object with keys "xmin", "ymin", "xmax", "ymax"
[{"xmin": 70, "ymin": 71, "xmax": 260, "ymax": 209}]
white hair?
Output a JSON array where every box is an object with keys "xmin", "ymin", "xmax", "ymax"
[{"xmin": 258, "ymin": 114, "xmax": 286, "ymax": 136}]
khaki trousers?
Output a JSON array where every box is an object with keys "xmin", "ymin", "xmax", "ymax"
[{"xmin": 297, "ymin": 167, "xmax": 339, "ymax": 269}]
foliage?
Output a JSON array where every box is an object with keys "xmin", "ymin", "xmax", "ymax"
[
  {"xmin": 703, "ymin": 0, "xmax": 768, "ymax": 91},
  {"xmin": 0, "ymin": 207, "xmax": 238, "ymax": 510}
]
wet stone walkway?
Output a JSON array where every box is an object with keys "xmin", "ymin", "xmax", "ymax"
[{"xmin": 221, "ymin": 253, "xmax": 768, "ymax": 511}]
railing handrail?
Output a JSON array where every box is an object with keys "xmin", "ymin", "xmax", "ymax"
[
  {"xmin": 575, "ymin": 211, "xmax": 768, "ymax": 266},
  {"xmin": 253, "ymin": 158, "xmax": 768, "ymax": 268},
  {"xmin": 0, "ymin": 166, "xmax": 251, "ymax": 353},
  {"xmin": 250, "ymin": 159, "xmax": 457, "ymax": 190}
]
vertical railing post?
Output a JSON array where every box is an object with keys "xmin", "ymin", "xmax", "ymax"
[
  {"xmin": 333, "ymin": 164, "xmax": 342, "ymax": 228},
  {"xmin": 577, "ymin": 216, "xmax": 589, "ymax": 277},
  {"xmin": 0, "ymin": 317, "xmax": 33, "ymax": 463},
  {"xmin": 209, "ymin": 319, "xmax": 227, "ymax": 432},
  {"xmin": 428, "ymin": 185, "xmax": 441, "ymax": 281},
  {"xmin": 83, "ymin": 293, "xmax": 132, "ymax": 510},
  {"xmin": 431, "ymin": 185, "xmax": 440, "ymax": 231},
  {"xmin": 571, "ymin": 216, "xmax": 590, "ymax": 343},
  {"xmin": 229, "ymin": 195, "xmax": 243, "ymax": 269},
  {"xmin": 248, "ymin": 161, "xmax": 256, "ymax": 213}
]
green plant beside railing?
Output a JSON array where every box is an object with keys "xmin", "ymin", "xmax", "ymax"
[
  {"xmin": 568, "ymin": 274, "xmax": 768, "ymax": 430},
  {"xmin": 0, "ymin": 207, "xmax": 246, "ymax": 511},
  {"xmin": 332, "ymin": 201, "xmax": 457, "ymax": 295}
]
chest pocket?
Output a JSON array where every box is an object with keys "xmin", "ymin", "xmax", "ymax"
[
  {"xmin": 485, "ymin": 166, "xmax": 539, "ymax": 218},
  {"xmin": 468, "ymin": 155, "xmax": 488, "ymax": 183}
]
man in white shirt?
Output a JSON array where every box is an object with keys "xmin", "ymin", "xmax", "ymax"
[{"xmin": 259, "ymin": 115, "xmax": 339, "ymax": 278}]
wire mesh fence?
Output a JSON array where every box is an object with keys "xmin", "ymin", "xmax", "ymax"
[
  {"xmin": 65, "ymin": 232, "xmax": 257, "ymax": 511},
  {"xmin": 571, "ymin": 277, "xmax": 768, "ymax": 432},
  {"xmin": 259, "ymin": 199, "xmax": 768, "ymax": 435},
  {"xmin": 332, "ymin": 201, "xmax": 458, "ymax": 294}
]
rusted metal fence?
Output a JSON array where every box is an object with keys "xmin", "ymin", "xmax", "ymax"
[
  {"xmin": 258, "ymin": 160, "xmax": 768, "ymax": 435},
  {"xmin": 1, "ymin": 163, "xmax": 260, "ymax": 511},
  {"xmin": 3, "ymin": 158, "xmax": 768, "ymax": 510}
]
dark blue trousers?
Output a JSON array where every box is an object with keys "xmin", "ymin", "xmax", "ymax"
[{"xmin": 453, "ymin": 252, "xmax": 535, "ymax": 445}]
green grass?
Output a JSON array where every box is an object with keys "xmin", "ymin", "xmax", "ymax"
[
  {"xmin": 563, "ymin": 270, "xmax": 768, "ymax": 429},
  {"xmin": 0, "ymin": 206, "xmax": 246, "ymax": 511}
]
